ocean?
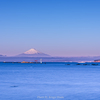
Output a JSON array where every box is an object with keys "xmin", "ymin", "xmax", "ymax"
[{"xmin": 0, "ymin": 62, "xmax": 100, "ymax": 100}]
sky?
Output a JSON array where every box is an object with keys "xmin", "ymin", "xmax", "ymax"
[{"xmin": 0, "ymin": 0, "xmax": 100, "ymax": 57}]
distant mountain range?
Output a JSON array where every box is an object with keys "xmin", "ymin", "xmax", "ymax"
[
  {"xmin": 0, "ymin": 49, "xmax": 100, "ymax": 62},
  {"xmin": 16, "ymin": 48, "xmax": 50, "ymax": 57}
]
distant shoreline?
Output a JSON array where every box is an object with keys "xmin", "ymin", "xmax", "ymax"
[
  {"xmin": 0, "ymin": 56, "xmax": 98, "ymax": 62},
  {"xmin": 0, "ymin": 62, "xmax": 100, "ymax": 66}
]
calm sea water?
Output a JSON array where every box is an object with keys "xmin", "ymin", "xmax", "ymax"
[{"xmin": 0, "ymin": 63, "xmax": 100, "ymax": 100}]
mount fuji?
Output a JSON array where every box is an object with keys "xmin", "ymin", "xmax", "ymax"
[{"xmin": 16, "ymin": 48, "xmax": 50, "ymax": 57}]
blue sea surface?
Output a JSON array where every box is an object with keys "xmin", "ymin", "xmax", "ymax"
[{"xmin": 0, "ymin": 62, "xmax": 100, "ymax": 100}]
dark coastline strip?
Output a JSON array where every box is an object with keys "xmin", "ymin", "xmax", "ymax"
[{"xmin": 1, "ymin": 62, "xmax": 41, "ymax": 64}]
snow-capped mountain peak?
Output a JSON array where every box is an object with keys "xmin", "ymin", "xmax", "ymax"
[
  {"xmin": 16, "ymin": 48, "xmax": 50, "ymax": 57},
  {"xmin": 24, "ymin": 48, "xmax": 41, "ymax": 54}
]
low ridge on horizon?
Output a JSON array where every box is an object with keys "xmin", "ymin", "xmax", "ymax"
[
  {"xmin": 0, "ymin": 54, "xmax": 6, "ymax": 57},
  {"xmin": 0, "ymin": 54, "xmax": 4, "ymax": 57}
]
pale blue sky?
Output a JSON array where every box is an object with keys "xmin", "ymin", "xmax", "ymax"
[{"xmin": 0, "ymin": 0, "xmax": 100, "ymax": 56}]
